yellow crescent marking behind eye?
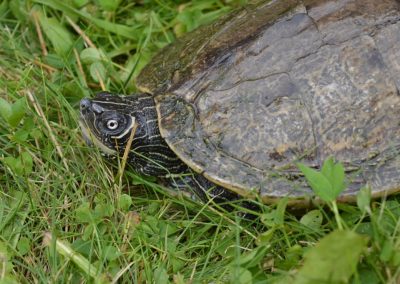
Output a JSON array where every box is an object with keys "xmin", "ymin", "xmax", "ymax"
[{"xmin": 110, "ymin": 116, "xmax": 136, "ymax": 139}]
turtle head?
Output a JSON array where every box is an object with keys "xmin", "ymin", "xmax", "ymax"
[
  {"xmin": 79, "ymin": 92, "xmax": 184, "ymax": 176},
  {"xmin": 79, "ymin": 92, "xmax": 139, "ymax": 156}
]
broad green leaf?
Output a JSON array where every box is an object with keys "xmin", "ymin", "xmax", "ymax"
[
  {"xmin": 43, "ymin": 53, "xmax": 65, "ymax": 69},
  {"xmin": 17, "ymin": 237, "xmax": 31, "ymax": 256},
  {"xmin": 30, "ymin": 128, "xmax": 42, "ymax": 139},
  {"xmin": 118, "ymin": 194, "xmax": 132, "ymax": 211},
  {"xmin": 261, "ymin": 211, "xmax": 276, "ymax": 227},
  {"xmin": 82, "ymin": 224, "xmax": 94, "ymax": 241},
  {"xmin": 0, "ymin": 192, "xmax": 25, "ymax": 242},
  {"xmin": 72, "ymin": 239, "xmax": 92, "ymax": 257},
  {"xmin": 297, "ymin": 163, "xmax": 334, "ymax": 202},
  {"xmin": 355, "ymin": 222, "xmax": 373, "ymax": 237},
  {"xmin": 357, "ymin": 268, "xmax": 381, "ymax": 284},
  {"xmin": 260, "ymin": 198, "xmax": 288, "ymax": 227},
  {"xmin": 294, "ymin": 230, "xmax": 367, "ymax": 284},
  {"xmin": 282, "ymin": 245, "xmax": 303, "ymax": 270},
  {"xmin": 235, "ymin": 245, "xmax": 269, "ymax": 268},
  {"xmin": 321, "ymin": 157, "xmax": 346, "ymax": 197},
  {"xmin": 173, "ymin": 274, "xmax": 185, "ymax": 284},
  {"xmin": 321, "ymin": 157, "xmax": 334, "ymax": 179},
  {"xmin": 357, "ymin": 186, "xmax": 371, "ymax": 214},
  {"xmin": 379, "ymin": 240, "xmax": 394, "ymax": 262},
  {"xmin": 75, "ymin": 202, "xmax": 93, "ymax": 223},
  {"xmin": 0, "ymin": 241, "xmax": 18, "ymax": 283},
  {"xmin": 94, "ymin": 203, "xmax": 114, "ymax": 219},
  {"xmin": 0, "ymin": 0, "xmax": 8, "ymax": 20},
  {"xmin": 89, "ymin": 62, "xmax": 107, "ymax": 83},
  {"xmin": 80, "ymin": 48, "xmax": 107, "ymax": 64},
  {"xmin": 8, "ymin": 97, "xmax": 27, "ymax": 127},
  {"xmin": 170, "ymin": 253, "xmax": 185, "ymax": 273},
  {"xmin": 0, "ymin": 98, "xmax": 12, "ymax": 121},
  {"xmin": 159, "ymin": 221, "xmax": 179, "ymax": 237},
  {"xmin": 9, "ymin": 0, "xmax": 27, "ymax": 22},
  {"xmin": 215, "ymin": 230, "xmax": 236, "ymax": 258},
  {"xmin": 13, "ymin": 129, "xmax": 29, "ymax": 143},
  {"xmin": 154, "ymin": 267, "xmax": 168, "ymax": 284},
  {"xmin": 73, "ymin": 0, "xmax": 89, "ymax": 8},
  {"xmin": 4, "ymin": 157, "xmax": 18, "ymax": 175},
  {"xmin": 391, "ymin": 250, "xmax": 400, "ymax": 266},
  {"xmin": 38, "ymin": 13, "xmax": 73, "ymax": 56},
  {"xmin": 96, "ymin": 0, "xmax": 121, "ymax": 11},
  {"xmin": 102, "ymin": 245, "xmax": 121, "ymax": 261},
  {"xmin": 233, "ymin": 267, "xmax": 252, "ymax": 284},
  {"xmin": 331, "ymin": 162, "xmax": 346, "ymax": 196},
  {"xmin": 256, "ymin": 228, "xmax": 275, "ymax": 245},
  {"xmin": 275, "ymin": 197, "xmax": 288, "ymax": 226},
  {"xmin": 300, "ymin": 210, "xmax": 323, "ymax": 230},
  {"xmin": 20, "ymin": 152, "xmax": 33, "ymax": 175},
  {"xmin": 4, "ymin": 153, "xmax": 32, "ymax": 176}
]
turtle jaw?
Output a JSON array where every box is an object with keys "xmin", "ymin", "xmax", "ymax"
[
  {"xmin": 78, "ymin": 120, "xmax": 93, "ymax": 147},
  {"xmin": 78, "ymin": 119, "xmax": 118, "ymax": 156}
]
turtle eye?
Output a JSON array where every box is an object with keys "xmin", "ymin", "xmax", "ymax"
[{"xmin": 107, "ymin": 119, "xmax": 119, "ymax": 130}]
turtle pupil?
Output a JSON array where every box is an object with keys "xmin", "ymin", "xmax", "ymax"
[{"xmin": 107, "ymin": 120, "xmax": 118, "ymax": 130}]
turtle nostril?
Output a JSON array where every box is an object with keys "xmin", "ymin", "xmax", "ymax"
[{"xmin": 80, "ymin": 99, "xmax": 92, "ymax": 112}]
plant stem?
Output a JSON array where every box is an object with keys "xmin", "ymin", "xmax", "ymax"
[
  {"xmin": 43, "ymin": 232, "xmax": 102, "ymax": 280},
  {"xmin": 331, "ymin": 201, "xmax": 343, "ymax": 230}
]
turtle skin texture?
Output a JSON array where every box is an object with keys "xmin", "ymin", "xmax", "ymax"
[{"xmin": 136, "ymin": 0, "xmax": 400, "ymax": 206}]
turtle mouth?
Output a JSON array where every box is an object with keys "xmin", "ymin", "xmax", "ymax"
[
  {"xmin": 78, "ymin": 119, "xmax": 94, "ymax": 147},
  {"xmin": 78, "ymin": 118, "xmax": 117, "ymax": 155}
]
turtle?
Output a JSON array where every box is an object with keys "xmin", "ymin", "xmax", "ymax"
[{"xmin": 79, "ymin": 0, "xmax": 400, "ymax": 209}]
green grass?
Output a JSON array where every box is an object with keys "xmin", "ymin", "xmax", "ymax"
[{"xmin": 1, "ymin": 0, "xmax": 400, "ymax": 283}]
